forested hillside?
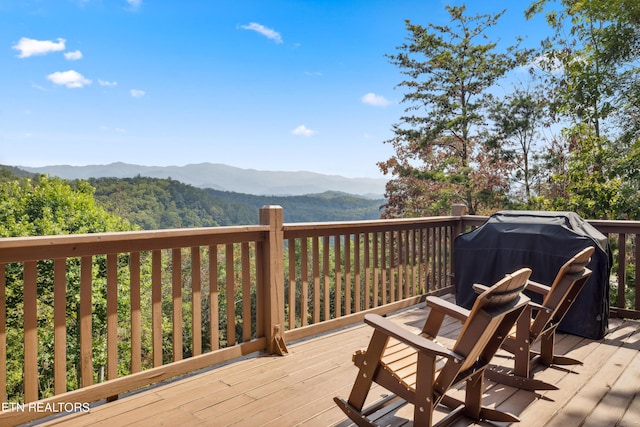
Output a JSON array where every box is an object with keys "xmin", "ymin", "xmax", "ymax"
[
  {"xmin": 205, "ymin": 188, "xmax": 385, "ymax": 223},
  {"xmin": 88, "ymin": 176, "xmax": 384, "ymax": 229}
]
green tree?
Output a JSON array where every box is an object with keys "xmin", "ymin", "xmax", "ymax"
[
  {"xmin": 486, "ymin": 86, "xmax": 549, "ymax": 206},
  {"xmin": 379, "ymin": 5, "xmax": 525, "ymax": 216},
  {"xmin": 0, "ymin": 174, "xmax": 133, "ymax": 400},
  {"xmin": 526, "ymin": 0, "xmax": 640, "ymax": 219}
]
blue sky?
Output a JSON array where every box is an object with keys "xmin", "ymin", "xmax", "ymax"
[{"xmin": 0, "ymin": 1, "xmax": 548, "ymax": 178}]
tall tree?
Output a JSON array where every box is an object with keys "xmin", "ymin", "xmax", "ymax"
[
  {"xmin": 486, "ymin": 86, "xmax": 549, "ymax": 206},
  {"xmin": 379, "ymin": 5, "xmax": 524, "ymax": 216},
  {"xmin": 526, "ymin": 0, "xmax": 640, "ymax": 219}
]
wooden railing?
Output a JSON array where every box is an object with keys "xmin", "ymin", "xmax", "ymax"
[
  {"xmin": 0, "ymin": 206, "xmax": 456, "ymax": 425},
  {"xmin": 282, "ymin": 215, "xmax": 457, "ymax": 342},
  {"xmin": 1, "ymin": 205, "xmax": 638, "ymax": 425},
  {"xmin": 588, "ymin": 219, "xmax": 640, "ymax": 318}
]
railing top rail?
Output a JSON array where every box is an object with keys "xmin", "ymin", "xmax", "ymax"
[
  {"xmin": 0, "ymin": 225, "xmax": 270, "ymax": 263},
  {"xmin": 587, "ymin": 219, "xmax": 640, "ymax": 234},
  {"xmin": 283, "ymin": 215, "xmax": 460, "ymax": 235}
]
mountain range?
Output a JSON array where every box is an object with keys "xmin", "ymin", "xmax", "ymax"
[{"xmin": 19, "ymin": 162, "xmax": 388, "ymax": 197}]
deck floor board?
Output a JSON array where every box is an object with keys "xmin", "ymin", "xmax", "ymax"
[{"xmin": 28, "ymin": 297, "xmax": 640, "ymax": 427}]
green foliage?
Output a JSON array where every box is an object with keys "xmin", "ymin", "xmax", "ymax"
[
  {"xmin": 523, "ymin": 0, "xmax": 640, "ymax": 220},
  {"xmin": 0, "ymin": 175, "xmax": 132, "ymax": 237}
]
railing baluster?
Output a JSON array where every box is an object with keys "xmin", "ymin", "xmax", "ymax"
[
  {"xmin": 312, "ymin": 236, "xmax": 320, "ymax": 324},
  {"xmin": 225, "ymin": 244, "xmax": 235, "ymax": 347},
  {"xmin": 363, "ymin": 233, "xmax": 370, "ymax": 310},
  {"xmin": 345, "ymin": 234, "xmax": 352, "ymax": 316},
  {"xmin": 323, "ymin": 235, "xmax": 330, "ymax": 321},
  {"xmin": 107, "ymin": 254, "xmax": 118, "ymax": 382},
  {"xmin": 191, "ymin": 247, "xmax": 202, "ymax": 356},
  {"xmin": 24, "ymin": 261, "xmax": 38, "ymax": 402},
  {"xmin": 288, "ymin": 238, "xmax": 296, "ymax": 330},
  {"xmin": 618, "ymin": 234, "xmax": 627, "ymax": 310},
  {"xmin": 430, "ymin": 228, "xmax": 436, "ymax": 290},
  {"xmin": 405, "ymin": 229, "xmax": 411, "ymax": 298},
  {"xmin": 151, "ymin": 250, "xmax": 162, "ymax": 367},
  {"xmin": 354, "ymin": 233, "xmax": 361, "ymax": 313},
  {"xmin": 373, "ymin": 232, "xmax": 379, "ymax": 307},
  {"xmin": 80, "ymin": 256, "xmax": 93, "ymax": 387},
  {"xmin": 416, "ymin": 228, "xmax": 427, "ymax": 294},
  {"xmin": 381, "ymin": 232, "xmax": 387, "ymax": 306},
  {"xmin": 209, "ymin": 246, "xmax": 219, "ymax": 351},
  {"xmin": 636, "ymin": 234, "xmax": 640, "ymax": 311},
  {"xmin": 54, "ymin": 258, "xmax": 67, "ymax": 395},
  {"xmin": 0, "ymin": 263, "xmax": 6, "ymax": 403},
  {"xmin": 130, "ymin": 252, "xmax": 141, "ymax": 373},
  {"xmin": 393, "ymin": 231, "xmax": 400, "ymax": 301},
  {"xmin": 172, "ymin": 249, "xmax": 183, "ymax": 361},
  {"xmin": 241, "ymin": 242, "xmax": 251, "ymax": 341},
  {"xmin": 407, "ymin": 229, "xmax": 413, "ymax": 297},
  {"xmin": 335, "ymin": 235, "xmax": 341, "ymax": 318},
  {"xmin": 301, "ymin": 238, "xmax": 309, "ymax": 327}
]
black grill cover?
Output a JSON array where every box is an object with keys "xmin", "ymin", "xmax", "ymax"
[{"xmin": 454, "ymin": 211, "xmax": 611, "ymax": 339}]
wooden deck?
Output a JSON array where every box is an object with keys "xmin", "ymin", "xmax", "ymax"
[{"xmin": 29, "ymin": 297, "xmax": 640, "ymax": 427}]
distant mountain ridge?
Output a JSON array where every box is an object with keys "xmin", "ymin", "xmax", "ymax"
[{"xmin": 19, "ymin": 162, "xmax": 387, "ymax": 197}]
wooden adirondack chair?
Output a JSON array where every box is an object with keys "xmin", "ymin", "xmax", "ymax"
[
  {"xmin": 334, "ymin": 268, "xmax": 532, "ymax": 427},
  {"xmin": 482, "ymin": 246, "xmax": 595, "ymax": 390}
]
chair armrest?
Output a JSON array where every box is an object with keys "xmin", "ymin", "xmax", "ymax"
[
  {"xmin": 426, "ymin": 296, "xmax": 470, "ymax": 323},
  {"xmin": 525, "ymin": 279, "xmax": 551, "ymax": 296},
  {"xmin": 364, "ymin": 314, "xmax": 464, "ymax": 362},
  {"xmin": 473, "ymin": 283, "xmax": 489, "ymax": 294},
  {"xmin": 528, "ymin": 300, "xmax": 552, "ymax": 313}
]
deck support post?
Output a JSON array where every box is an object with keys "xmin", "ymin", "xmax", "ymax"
[{"xmin": 260, "ymin": 206, "xmax": 288, "ymax": 355}]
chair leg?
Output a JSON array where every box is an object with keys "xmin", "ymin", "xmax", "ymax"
[
  {"xmin": 536, "ymin": 329, "xmax": 582, "ymax": 366},
  {"xmin": 413, "ymin": 351, "xmax": 435, "ymax": 426},
  {"xmin": 334, "ymin": 397, "xmax": 383, "ymax": 427},
  {"xmin": 539, "ymin": 329, "xmax": 555, "ymax": 366},
  {"xmin": 439, "ymin": 390, "xmax": 520, "ymax": 424},
  {"xmin": 346, "ymin": 330, "xmax": 389, "ymax": 410},
  {"xmin": 465, "ymin": 372, "xmax": 483, "ymax": 420},
  {"xmin": 485, "ymin": 366, "xmax": 559, "ymax": 390},
  {"xmin": 513, "ymin": 306, "xmax": 533, "ymax": 379}
]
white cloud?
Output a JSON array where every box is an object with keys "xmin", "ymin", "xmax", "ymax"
[
  {"xmin": 47, "ymin": 70, "xmax": 91, "ymax": 88},
  {"xmin": 240, "ymin": 22, "xmax": 283, "ymax": 44},
  {"xmin": 126, "ymin": 0, "xmax": 142, "ymax": 9},
  {"xmin": 31, "ymin": 83, "xmax": 48, "ymax": 91},
  {"xmin": 99, "ymin": 125, "xmax": 126, "ymax": 133},
  {"xmin": 64, "ymin": 50, "xmax": 83, "ymax": 60},
  {"xmin": 130, "ymin": 89, "xmax": 145, "ymax": 98},
  {"xmin": 361, "ymin": 92, "xmax": 391, "ymax": 107},
  {"xmin": 291, "ymin": 125, "xmax": 317, "ymax": 137},
  {"xmin": 12, "ymin": 37, "xmax": 66, "ymax": 58},
  {"xmin": 98, "ymin": 79, "xmax": 118, "ymax": 87}
]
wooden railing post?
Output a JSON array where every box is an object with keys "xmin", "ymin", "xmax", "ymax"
[
  {"xmin": 259, "ymin": 206, "xmax": 288, "ymax": 355},
  {"xmin": 452, "ymin": 203, "xmax": 468, "ymax": 238}
]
